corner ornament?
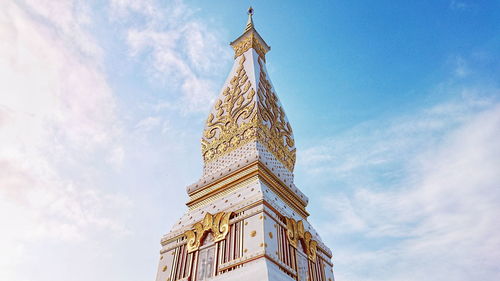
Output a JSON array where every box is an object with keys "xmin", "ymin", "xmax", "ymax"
[
  {"xmin": 285, "ymin": 217, "xmax": 318, "ymax": 262},
  {"xmin": 184, "ymin": 212, "xmax": 233, "ymax": 253}
]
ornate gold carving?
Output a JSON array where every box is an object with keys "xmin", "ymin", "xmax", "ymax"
[
  {"xmin": 201, "ymin": 53, "xmax": 296, "ymax": 172},
  {"xmin": 285, "ymin": 218, "xmax": 299, "ymax": 248},
  {"xmin": 188, "ymin": 174, "xmax": 259, "ymax": 211},
  {"xmin": 231, "ymin": 33, "xmax": 269, "ymax": 62},
  {"xmin": 201, "ymin": 54, "xmax": 258, "ymax": 163},
  {"xmin": 184, "ymin": 211, "xmax": 233, "ymax": 253},
  {"xmin": 285, "ymin": 217, "xmax": 318, "ymax": 262},
  {"xmin": 256, "ymin": 58, "xmax": 296, "ymax": 170},
  {"xmin": 212, "ymin": 212, "xmax": 231, "ymax": 241}
]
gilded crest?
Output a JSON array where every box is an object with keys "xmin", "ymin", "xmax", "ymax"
[
  {"xmin": 184, "ymin": 212, "xmax": 233, "ymax": 253},
  {"xmin": 285, "ymin": 217, "xmax": 318, "ymax": 262}
]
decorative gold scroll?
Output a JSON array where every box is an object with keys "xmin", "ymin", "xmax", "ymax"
[
  {"xmin": 201, "ymin": 54, "xmax": 296, "ymax": 172},
  {"xmin": 285, "ymin": 217, "xmax": 318, "ymax": 262},
  {"xmin": 255, "ymin": 58, "xmax": 296, "ymax": 171},
  {"xmin": 231, "ymin": 33, "xmax": 269, "ymax": 62},
  {"xmin": 201, "ymin": 55, "xmax": 256, "ymax": 163},
  {"xmin": 184, "ymin": 212, "xmax": 232, "ymax": 253}
]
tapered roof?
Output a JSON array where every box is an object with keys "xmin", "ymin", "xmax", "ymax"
[{"xmin": 201, "ymin": 8, "xmax": 296, "ymax": 173}]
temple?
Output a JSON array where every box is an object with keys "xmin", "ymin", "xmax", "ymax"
[{"xmin": 154, "ymin": 8, "xmax": 335, "ymax": 281}]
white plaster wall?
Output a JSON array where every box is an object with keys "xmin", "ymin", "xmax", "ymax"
[
  {"xmin": 242, "ymin": 212, "xmax": 265, "ymax": 255},
  {"xmin": 263, "ymin": 209, "xmax": 279, "ymax": 261},
  {"xmin": 155, "ymin": 248, "xmax": 175, "ymax": 281}
]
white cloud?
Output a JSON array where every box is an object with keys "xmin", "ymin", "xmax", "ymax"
[
  {"xmin": 304, "ymin": 92, "xmax": 500, "ymax": 281},
  {"xmin": 107, "ymin": 146, "xmax": 126, "ymax": 168},
  {"xmin": 112, "ymin": 0, "xmax": 230, "ymax": 113},
  {"xmin": 450, "ymin": 55, "xmax": 470, "ymax": 78},
  {"xmin": 450, "ymin": 0, "xmax": 471, "ymax": 11},
  {"xmin": 0, "ymin": 1, "xmax": 130, "ymax": 279},
  {"xmin": 300, "ymin": 92, "xmax": 494, "ymax": 182},
  {"xmin": 135, "ymin": 116, "xmax": 161, "ymax": 131}
]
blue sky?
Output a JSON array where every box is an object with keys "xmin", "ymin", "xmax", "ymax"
[{"xmin": 1, "ymin": 1, "xmax": 499, "ymax": 281}]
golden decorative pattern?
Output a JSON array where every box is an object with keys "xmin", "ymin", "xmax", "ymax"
[
  {"xmin": 285, "ymin": 217, "xmax": 318, "ymax": 262},
  {"xmin": 201, "ymin": 54, "xmax": 258, "ymax": 163},
  {"xmin": 255, "ymin": 58, "xmax": 296, "ymax": 170},
  {"xmin": 201, "ymin": 55, "xmax": 296, "ymax": 171},
  {"xmin": 184, "ymin": 211, "xmax": 232, "ymax": 253},
  {"xmin": 231, "ymin": 33, "xmax": 269, "ymax": 62},
  {"xmin": 188, "ymin": 174, "xmax": 259, "ymax": 211}
]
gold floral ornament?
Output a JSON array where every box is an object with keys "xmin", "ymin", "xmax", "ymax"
[
  {"xmin": 201, "ymin": 7, "xmax": 296, "ymax": 172},
  {"xmin": 201, "ymin": 55, "xmax": 296, "ymax": 172},
  {"xmin": 201, "ymin": 54, "xmax": 258, "ymax": 163},
  {"xmin": 184, "ymin": 212, "xmax": 233, "ymax": 253},
  {"xmin": 256, "ymin": 58, "xmax": 296, "ymax": 170},
  {"xmin": 231, "ymin": 33, "xmax": 269, "ymax": 62},
  {"xmin": 285, "ymin": 217, "xmax": 318, "ymax": 262}
]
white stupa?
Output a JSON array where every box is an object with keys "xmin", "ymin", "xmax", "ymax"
[{"xmin": 154, "ymin": 8, "xmax": 335, "ymax": 281}]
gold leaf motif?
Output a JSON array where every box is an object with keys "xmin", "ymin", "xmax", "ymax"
[
  {"xmin": 309, "ymin": 240, "xmax": 318, "ymax": 262},
  {"xmin": 202, "ymin": 55, "xmax": 258, "ymax": 162},
  {"xmin": 255, "ymin": 57, "xmax": 296, "ymax": 170},
  {"xmin": 285, "ymin": 217, "xmax": 298, "ymax": 248},
  {"xmin": 202, "ymin": 213, "xmax": 213, "ymax": 232},
  {"xmin": 212, "ymin": 212, "xmax": 231, "ymax": 242},
  {"xmin": 185, "ymin": 229, "xmax": 199, "ymax": 252},
  {"xmin": 184, "ymin": 211, "xmax": 233, "ymax": 253},
  {"xmin": 201, "ymin": 54, "xmax": 296, "ymax": 172},
  {"xmin": 231, "ymin": 33, "xmax": 269, "ymax": 62},
  {"xmin": 296, "ymin": 220, "xmax": 305, "ymax": 239},
  {"xmin": 285, "ymin": 217, "xmax": 318, "ymax": 262}
]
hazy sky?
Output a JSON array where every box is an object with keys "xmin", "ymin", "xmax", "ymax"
[{"xmin": 1, "ymin": 1, "xmax": 499, "ymax": 281}]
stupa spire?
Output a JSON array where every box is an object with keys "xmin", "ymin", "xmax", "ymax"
[
  {"xmin": 154, "ymin": 9, "xmax": 335, "ymax": 281},
  {"xmin": 198, "ymin": 8, "xmax": 300, "ymax": 201}
]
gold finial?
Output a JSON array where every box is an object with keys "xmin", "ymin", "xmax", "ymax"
[
  {"xmin": 245, "ymin": 6, "xmax": 254, "ymax": 32},
  {"xmin": 229, "ymin": 6, "xmax": 270, "ymax": 62}
]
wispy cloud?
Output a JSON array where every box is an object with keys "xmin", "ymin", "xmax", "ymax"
[
  {"xmin": 302, "ymin": 88, "xmax": 500, "ymax": 281},
  {"xmin": 111, "ymin": 0, "xmax": 230, "ymax": 113},
  {"xmin": 0, "ymin": 1, "xmax": 130, "ymax": 279},
  {"xmin": 449, "ymin": 0, "xmax": 473, "ymax": 11},
  {"xmin": 300, "ymin": 91, "xmax": 495, "ymax": 184}
]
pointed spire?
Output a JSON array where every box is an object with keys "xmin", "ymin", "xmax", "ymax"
[
  {"xmin": 244, "ymin": 6, "xmax": 254, "ymax": 32},
  {"xmin": 230, "ymin": 7, "xmax": 270, "ymax": 62}
]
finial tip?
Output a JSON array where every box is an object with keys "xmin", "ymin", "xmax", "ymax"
[{"xmin": 244, "ymin": 6, "xmax": 254, "ymax": 32}]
